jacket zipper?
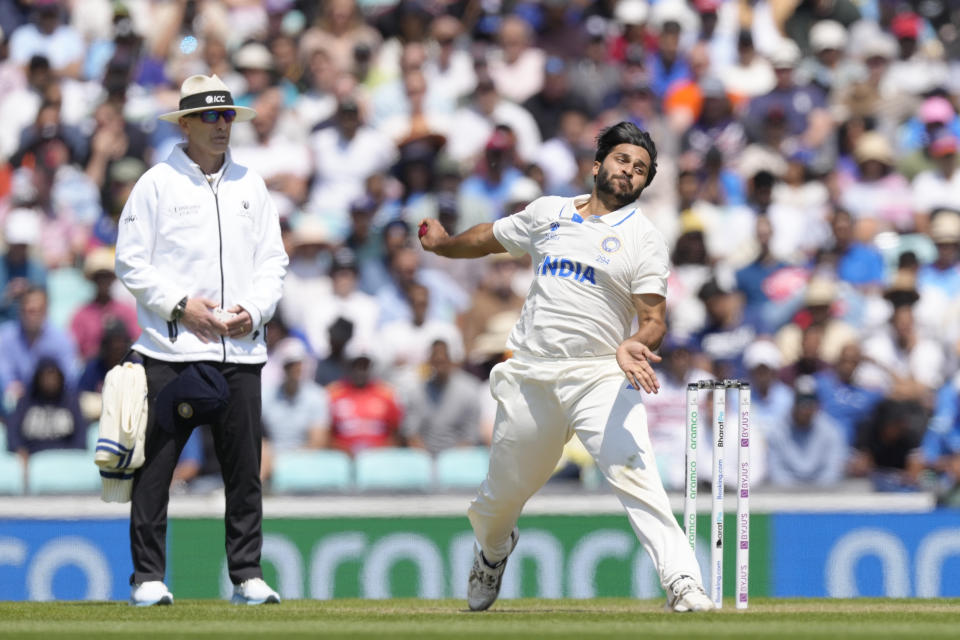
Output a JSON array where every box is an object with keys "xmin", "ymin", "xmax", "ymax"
[{"xmin": 203, "ymin": 168, "xmax": 228, "ymax": 363}]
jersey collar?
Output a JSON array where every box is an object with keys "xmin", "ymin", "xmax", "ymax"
[{"xmin": 569, "ymin": 195, "xmax": 638, "ymax": 227}]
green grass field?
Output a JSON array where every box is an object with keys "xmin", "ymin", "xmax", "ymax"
[{"xmin": 1, "ymin": 598, "xmax": 959, "ymax": 639}]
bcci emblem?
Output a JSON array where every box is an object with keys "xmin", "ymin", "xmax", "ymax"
[
  {"xmin": 177, "ymin": 402, "xmax": 194, "ymax": 420},
  {"xmin": 601, "ymin": 236, "xmax": 621, "ymax": 253}
]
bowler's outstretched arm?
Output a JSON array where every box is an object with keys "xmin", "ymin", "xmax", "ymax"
[
  {"xmin": 418, "ymin": 219, "xmax": 507, "ymax": 259},
  {"xmin": 616, "ymin": 293, "xmax": 667, "ymax": 394}
]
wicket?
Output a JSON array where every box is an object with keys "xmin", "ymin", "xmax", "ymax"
[{"xmin": 684, "ymin": 380, "xmax": 750, "ymax": 610}]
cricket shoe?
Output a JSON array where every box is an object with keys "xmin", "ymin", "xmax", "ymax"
[
  {"xmin": 665, "ymin": 575, "xmax": 713, "ymax": 612},
  {"xmin": 129, "ymin": 581, "xmax": 173, "ymax": 606},
  {"xmin": 467, "ymin": 527, "xmax": 519, "ymax": 611},
  {"xmin": 231, "ymin": 578, "xmax": 281, "ymax": 605}
]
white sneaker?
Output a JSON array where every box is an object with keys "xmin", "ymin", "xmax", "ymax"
[
  {"xmin": 467, "ymin": 527, "xmax": 519, "ymax": 611},
  {"xmin": 665, "ymin": 575, "xmax": 714, "ymax": 612},
  {"xmin": 231, "ymin": 577, "xmax": 280, "ymax": 605},
  {"xmin": 129, "ymin": 581, "xmax": 173, "ymax": 606}
]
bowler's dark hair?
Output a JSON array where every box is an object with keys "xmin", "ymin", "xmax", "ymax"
[{"xmin": 594, "ymin": 122, "xmax": 658, "ymax": 187}]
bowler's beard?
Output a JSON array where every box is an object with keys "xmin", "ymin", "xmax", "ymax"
[{"xmin": 596, "ymin": 165, "xmax": 643, "ymax": 210}]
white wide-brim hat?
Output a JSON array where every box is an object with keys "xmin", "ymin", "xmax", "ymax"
[{"xmin": 158, "ymin": 74, "xmax": 257, "ymax": 123}]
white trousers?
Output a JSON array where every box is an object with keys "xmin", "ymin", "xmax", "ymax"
[{"xmin": 467, "ymin": 353, "xmax": 702, "ymax": 589}]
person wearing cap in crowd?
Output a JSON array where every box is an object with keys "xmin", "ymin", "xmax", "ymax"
[
  {"xmin": 896, "ymin": 96, "xmax": 960, "ymax": 179},
  {"xmin": 278, "ymin": 217, "xmax": 332, "ymax": 332},
  {"xmin": 784, "ymin": 0, "xmax": 860, "ymax": 56},
  {"xmin": 766, "ymin": 374, "xmax": 847, "ymax": 487},
  {"xmin": 114, "ymin": 74, "xmax": 287, "ymax": 606},
  {"xmin": 303, "ymin": 247, "xmax": 378, "ymax": 360},
  {"xmin": 774, "ymin": 275, "xmax": 857, "ymax": 367},
  {"xmin": 839, "ymin": 131, "xmax": 914, "ymax": 237},
  {"xmin": 68, "ymin": 246, "xmax": 139, "ymax": 361},
  {"xmin": 326, "ymin": 339, "xmax": 403, "ymax": 456},
  {"xmin": 0, "ymin": 207, "xmax": 47, "ymax": 321},
  {"xmin": 261, "ymin": 337, "xmax": 331, "ymax": 455},
  {"xmin": 795, "ymin": 19, "xmax": 858, "ymax": 95},
  {"xmin": 0, "ymin": 285, "xmax": 77, "ymax": 415},
  {"xmin": 883, "ymin": 11, "xmax": 950, "ymax": 100},
  {"xmin": 400, "ymin": 337, "xmax": 483, "ymax": 456},
  {"xmin": 859, "ymin": 270, "xmax": 945, "ymax": 403},
  {"xmin": 743, "ymin": 338, "xmax": 792, "ymax": 442},
  {"xmin": 814, "ymin": 341, "xmax": 883, "ymax": 447},
  {"xmin": 912, "ymin": 131, "xmax": 960, "ymax": 220},
  {"xmin": 917, "ymin": 210, "xmax": 960, "ymax": 298}
]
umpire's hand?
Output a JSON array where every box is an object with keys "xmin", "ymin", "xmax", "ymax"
[{"xmin": 181, "ymin": 298, "xmax": 229, "ymax": 343}]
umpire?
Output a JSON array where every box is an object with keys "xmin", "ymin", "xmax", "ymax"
[{"xmin": 115, "ymin": 74, "xmax": 288, "ymax": 606}]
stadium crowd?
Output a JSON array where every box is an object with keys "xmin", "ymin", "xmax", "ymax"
[{"xmin": 1, "ymin": 0, "xmax": 960, "ymax": 501}]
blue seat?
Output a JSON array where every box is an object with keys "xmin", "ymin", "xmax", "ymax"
[
  {"xmin": 355, "ymin": 447, "xmax": 434, "ymax": 491},
  {"xmin": 271, "ymin": 450, "xmax": 353, "ymax": 492},
  {"xmin": 0, "ymin": 453, "xmax": 24, "ymax": 495},
  {"xmin": 27, "ymin": 449, "xmax": 100, "ymax": 494},
  {"xmin": 46, "ymin": 267, "xmax": 94, "ymax": 330},
  {"xmin": 86, "ymin": 422, "xmax": 100, "ymax": 452},
  {"xmin": 435, "ymin": 447, "xmax": 489, "ymax": 489}
]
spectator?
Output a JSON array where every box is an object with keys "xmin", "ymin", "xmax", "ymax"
[
  {"xmin": 77, "ymin": 319, "xmax": 131, "ymax": 395},
  {"xmin": 766, "ymin": 374, "xmax": 846, "ymax": 487},
  {"xmin": 262, "ymin": 338, "xmax": 331, "ymax": 452},
  {"xmin": 327, "ymin": 343, "xmax": 403, "ymax": 455},
  {"xmin": 860, "ymin": 271, "xmax": 946, "ymax": 405},
  {"xmin": 488, "ymin": 15, "xmax": 545, "ymax": 105},
  {"xmin": 303, "ymin": 247, "xmax": 378, "ymax": 359},
  {"xmin": 814, "ymin": 342, "xmax": 883, "ymax": 446},
  {"xmin": 380, "ymin": 282, "xmax": 464, "ymax": 376},
  {"xmin": 69, "ymin": 247, "xmax": 139, "ymax": 362},
  {"xmin": 693, "ymin": 277, "xmax": 755, "ymax": 380},
  {"xmin": 0, "ymin": 286, "xmax": 77, "ymax": 413},
  {"xmin": 7, "ymin": 0, "xmax": 84, "ymax": 78},
  {"xmin": 826, "ymin": 207, "xmax": 886, "ymax": 289},
  {"xmin": 743, "ymin": 339, "xmax": 792, "ymax": 446},
  {"xmin": 839, "ymin": 132, "xmax": 916, "ymax": 238},
  {"xmin": 720, "ymin": 31, "xmax": 775, "ymax": 100},
  {"xmin": 734, "ymin": 216, "xmax": 791, "ymax": 332},
  {"xmin": 423, "ymin": 15, "xmax": 475, "ymax": 102},
  {"xmin": 375, "ymin": 246, "xmax": 468, "ymax": 327},
  {"xmin": 299, "ymin": 0, "xmax": 381, "ymax": 77},
  {"xmin": 775, "ymin": 277, "xmax": 857, "ymax": 366},
  {"xmin": 460, "ymin": 253, "xmax": 527, "ymax": 356},
  {"xmin": 314, "ymin": 317, "xmax": 354, "ymax": 387},
  {"xmin": 400, "ymin": 339, "xmax": 482, "ymax": 455},
  {"xmin": 910, "ymin": 375, "xmax": 960, "ymax": 498},
  {"xmin": 5, "ymin": 357, "xmax": 85, "ymax": 466},
  {"xmin": 523, "ymin": 57, "xmax": 589, "ymax": 142},
  {"xmin": 305, "ymin": 96, "xmax": 397, "ymax": 228},
  {"xmin": 457, "ymin": 128, "xmax": 526, "ymax": 229},
  {"xmin": 0, "ymin": 207, "xmax": 47, "ymax": 322},
  {"xmin": 912, "ymin": 132, "xmax": 960, "ymax": 223},
  {"xmin": 850, "ymin": 399, "xmax": 926, "ymax": 491}
]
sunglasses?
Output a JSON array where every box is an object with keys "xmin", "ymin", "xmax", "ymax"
[{"xmin": 192, "ymin": 109, "xmax": 237, "ymax": 124}]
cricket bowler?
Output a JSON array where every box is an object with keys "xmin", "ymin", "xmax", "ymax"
[{"xmin": 418, "ymin": 122, "xmax": 712, "ymax": 612}]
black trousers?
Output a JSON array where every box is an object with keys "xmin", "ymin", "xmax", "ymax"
[{"xmin": 129, "ymin": 356, "xmax": 264, "ymax": 586}]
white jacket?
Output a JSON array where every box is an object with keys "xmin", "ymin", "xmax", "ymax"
[
  {"xmin": 94, "ymin": 362, "xmax": 148, "ymax": 502},
  {"xmin": 116, "ymin": 144, "xmax": 288, "ymax": 363}
]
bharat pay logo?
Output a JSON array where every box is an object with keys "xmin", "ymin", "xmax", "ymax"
[{"xmin": 539, "ymin": 256, "xmax": 596, "ymax": 284}]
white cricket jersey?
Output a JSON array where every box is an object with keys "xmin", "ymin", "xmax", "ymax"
[{"xmin": 492, "ymin": 194, "xmax": 670, "ymax": 359}]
